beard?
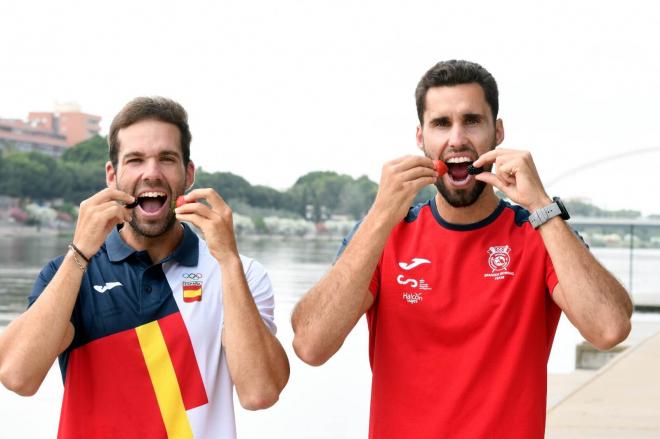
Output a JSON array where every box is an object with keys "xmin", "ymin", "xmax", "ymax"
[
  {"xmin": 423, "ymin": 137, "xmax": 496, "ymax": 208},
  {"xmin": 115, "ymin": 178, "xmax": 183, "ymax": 239},
  {"xmin": 435, "ymin": 177, "xmax": 488, "ymax": 208},
  {"xmin": 128, "ymin": 208, "xmax": 177, "ymax": 238}
]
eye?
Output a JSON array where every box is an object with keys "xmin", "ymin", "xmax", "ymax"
[
  {"xmin": 465, "ymin": 115, "xmax": 481, "ymax": 125},
  {"xmin": 433, "ymin": 118, "xmax": 451, "ymax": 128}
]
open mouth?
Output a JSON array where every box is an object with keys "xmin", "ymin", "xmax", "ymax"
[
  {"xmin": 445, "ymin": 157, "xmax": 473, "ymax": 184},
  {"xmin": 136, "ymin": 191, "xmax": 169, "ymax": 214}
]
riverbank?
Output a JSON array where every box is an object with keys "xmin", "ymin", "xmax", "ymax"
[
  {"xmin": 0, "ymin": 220, "xmax": 348, "ymax": 241},
  {"xmin": 0, "ymin": 221, "xmax": 72, "ymax": 238}
]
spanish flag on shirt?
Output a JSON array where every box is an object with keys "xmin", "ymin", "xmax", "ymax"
[{"xmin": 183, "ymin": 283, "xmax": 202, "ymax": 302}]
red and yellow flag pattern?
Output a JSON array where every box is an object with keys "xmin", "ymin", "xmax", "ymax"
[
  {"xmin": 183, "ymin": 283, "xmax": 202, "ymax": 302},
  {"xmin": 58, "ymin": 312, "xmax": 208, "ymax": 438}
]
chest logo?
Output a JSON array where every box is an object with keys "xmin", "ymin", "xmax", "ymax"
[
  {"xmin": 93, "ymin": 282, "xmax": 122, "ymax": 293},
  {"xmin": 488, "ymin": 246, "xmax": 511, "ymax": 272},
  {"xmin": 396, "ymin": 258, "xmax": 432, "ymax": 304},
  {"xmin": 182, "ymin": 273, "xmax": 203, "ymax": 303},
  {"xmin": 484, "ymin": 246, "xmax": 515, "ymax": 280},
  {"xmin": 398, "ymin": 258, "xmax": 431, "ymax": 270}
]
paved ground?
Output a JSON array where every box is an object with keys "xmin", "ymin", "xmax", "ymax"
[{"xmin": 546, "ymin": 322, "xmax": 660, "ymax": 438}]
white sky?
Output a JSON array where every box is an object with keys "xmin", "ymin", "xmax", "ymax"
[{"xmin": 2, "ymin": 0, "xmax": 659, "ymax": 215}]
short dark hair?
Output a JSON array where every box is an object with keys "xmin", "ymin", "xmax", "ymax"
[
  {"xmin": 108, "ymin": 96, "xmax": 192, "ymax": 168},
  {"xmin": 415, "ymin": 60, "xmax": 499, "ymax": 124}
]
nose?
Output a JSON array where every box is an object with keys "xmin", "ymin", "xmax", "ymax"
[
  {"xmin": 448, "ymin": 124, "xmax": 468, "ymax": 148},
  {"xmin": 141, "ymin": 158, "xmax": 165, "ymax": 182}
]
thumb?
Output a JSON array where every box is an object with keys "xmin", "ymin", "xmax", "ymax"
[{"xmin": 474, "ymin": 171, "xmax": 503, "ymax": 190}]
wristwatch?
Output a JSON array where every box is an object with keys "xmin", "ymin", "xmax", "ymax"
[{"xmin": 528, "ymin": 197, "xmax": 570, "ymax": 229}]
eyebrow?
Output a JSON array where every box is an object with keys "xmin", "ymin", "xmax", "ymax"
[
  {"xmin": 463, "ymin": 113, "xmax": 484, "ymax": 121},
  {"xmin": 122, "ymin": 149, "xmax": 182, "ymax": 160},
  {"xmin": 159, "ymin": 150, "xmax": 181, "ymax": 159},
  {"xmin": 429, "ymin": 116, "xmax": 450, "ymax": 125}
]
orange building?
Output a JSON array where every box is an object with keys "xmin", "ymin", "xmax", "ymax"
[{"xmin": 0, "ymin": 106, "xmax": 101, "ymax": 157}]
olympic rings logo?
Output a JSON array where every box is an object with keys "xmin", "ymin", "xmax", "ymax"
[{"xmin": 183, "ymin": 273, "xmax": 203, "ymax": 280}]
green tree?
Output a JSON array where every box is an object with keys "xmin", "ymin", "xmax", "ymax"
[
  {"xmin": 338, "ymin": 176, "xmax": 378, "ymax": 219},
  {"xmin": 247, "ymin": 185, "xmax": 286, "ymax": 210},
  {"xmin": 61, "ymin": 135, "xmax": 108, "ymax": 164},
  {"xmin": 27, "ymin": 152, "xmax": 71, "ymax": 199},
  {"xmin": 288, "ymin": 171, "xmax": 374, "ymax": 221},
  {"xmin": 194, "ymin": 170, "xmax": 252, "ymax": 202},
  {"xmin": 0, "ymin": 153, "xmax": 55, "ymax": 200},
  {"xmin": 61, "ymin": 161, "xmax": 106, "ymax": 203}
]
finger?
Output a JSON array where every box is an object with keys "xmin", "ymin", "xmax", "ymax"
[
  {"xmin": 474, "ymin": 171, "xmax": 511, "ymax": 192},
  {"xmin": 392, "ymin": 155, "xmax": 436, "ymax": 173},
  {"xmin": 399, "ymin": 164, "xmax": 438, "ymax": 182},
  {"xmin": 472, "ymin": 150, "xmax": 499, "ymax": 168},
  {"xmin": 410, "ymin": 176, "xmax": 438, "ymax": 193},
  {"xmin": 94, "ymin": 188, "xmax": 137, "ymax": 205},
  {"xmin": 174, "ymin": 200, "xmax": 215, "ymax": 219},
  {"xmin": 98, "ymin": 203, "xmax": 133, "ymax": 224},
  {"xmin": 175, "ymin": 212, "xmax": 207, "ymax": 229},
  {"xmin": 493, "ymin": 158, "xmax": 520, "ymax": 184},
  {"xmin": 493, "ymin": 166, "xmax": 513, "ymax": 185},
  {"xmin": 92, "ymin": 200, "xmax": 134, "ymax": 220},
  {"xmin": 415, "ymin": 177, "xmax": 438, "ymax": 191},
  {"xmin": 185, "ymin": 188, "xmax": 228, "ymax": 211},
  {"xmin": 472, "ymin": 147, "xmax": 520, "ymax": 168},
  {"xmin": 385, "ymin": 154, "xmax": 422, "ymax": 167}
]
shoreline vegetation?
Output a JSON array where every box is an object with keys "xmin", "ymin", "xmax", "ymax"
[{"xmin": 2, "ymin": 135, "xmax": 660, "ymax": 246}]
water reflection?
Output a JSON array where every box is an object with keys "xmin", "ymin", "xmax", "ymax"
[
  {"xmin": 1, "ymin": 233, "xmax": 657, "ymax": 326},
  {"xmin": 0, "ymin": 234, "xmax": 343, "ymax": 325}
]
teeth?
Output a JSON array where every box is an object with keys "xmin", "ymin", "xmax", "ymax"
[
  {"xmin": 446, "ymin": 157, "xmax": 472, "ymax": 164},
  {"xmin": 139, "ymin": 192, "xmax": 166, "ymax": 198}
]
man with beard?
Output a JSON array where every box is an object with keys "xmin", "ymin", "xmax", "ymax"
[
  {"xmin": 291, "ymin": 60, "xmax": 632, "ymax": 438},
  {"xmin": 0, "ymin": 97, "xmax": 289, "ymax": 438}
]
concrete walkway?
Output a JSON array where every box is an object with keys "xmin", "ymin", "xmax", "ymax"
[{"xmin": 546, "ymin": 330, "xmax": 660, "ymax": 438}]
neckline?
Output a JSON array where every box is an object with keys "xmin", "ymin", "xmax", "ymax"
[{"xmin": 429, "ymin": 198, "xmax": 506, "ymax": 231}]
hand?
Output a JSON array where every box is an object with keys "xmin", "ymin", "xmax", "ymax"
[
  {"xmin": 174, "ymin": 188, "xmax": 239, "ymax": 264},
  {"xmin": 371, "ymin": 155, "xmax": 438, "ymax": 228},
  {"xmin": 472, "ymin": 149, "xmax": 552, "ymax": 211},
  {"xmin": 72, "ymin": 188, "xmax": 135, "ymax": 258}
]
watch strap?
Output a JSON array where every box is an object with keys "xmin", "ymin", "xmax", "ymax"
[{"xmin": 529, "ymin": 201, "xmax": 563, "ymax": 229}]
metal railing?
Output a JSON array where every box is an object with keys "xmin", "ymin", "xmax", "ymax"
[{"xmin": 570, "ymin": 218, "xmax": 660, "ymax": 311}]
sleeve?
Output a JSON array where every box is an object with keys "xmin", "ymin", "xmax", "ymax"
[
  {"xmin": 545, "ymin": 227, "xmax": 589, "ymax": 295},
  {"xmin": 368, "ymin": 261, "xmax": 381, "ymax": 298},
  {"xmin": 243, "ymin": 257, "xmax": 277, "ymax": 335},
  {"xmin": 545, "ymin": 251, "xmax": 559, "ymax": 295},
  {"xmin": 27, "ymin": 256, "xmax": 65, "ymax": 308}
]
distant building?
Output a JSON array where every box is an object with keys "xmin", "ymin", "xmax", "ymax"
[{"xmin": 0, "ymin": 103, "xmax": 101, "ymax": 157}]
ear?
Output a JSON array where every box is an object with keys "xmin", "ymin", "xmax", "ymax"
[
  {"xmin": 185, "ymin": 160, "xmax": 196, "ymax": 191},
  {"xmin": 495, "ymin": 119, "xmax": 505, "ymax": 146},
  {"xmin": 415, "ymin": 125, "xmax": 424, "ymax": 150},
  {"xmin": 106, "ymin": 161, "xmax": 117, "ymax": 188}
]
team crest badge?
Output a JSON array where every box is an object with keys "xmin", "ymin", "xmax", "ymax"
[
  {"xmin": 182, "ymin": 273, "xmax": 203, "ymax": 302},
  {"xmin": 488, "ymin": 246, "xmax": 511, "ymax": 272}
]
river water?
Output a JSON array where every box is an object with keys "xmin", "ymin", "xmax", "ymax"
[
  {"xmin": 1, "ymin": 234, "xmax": 657, "ymax": 325},
  {"xmin": 0, "ymin": 234, "xmax": 658, "ymax": 437}
]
